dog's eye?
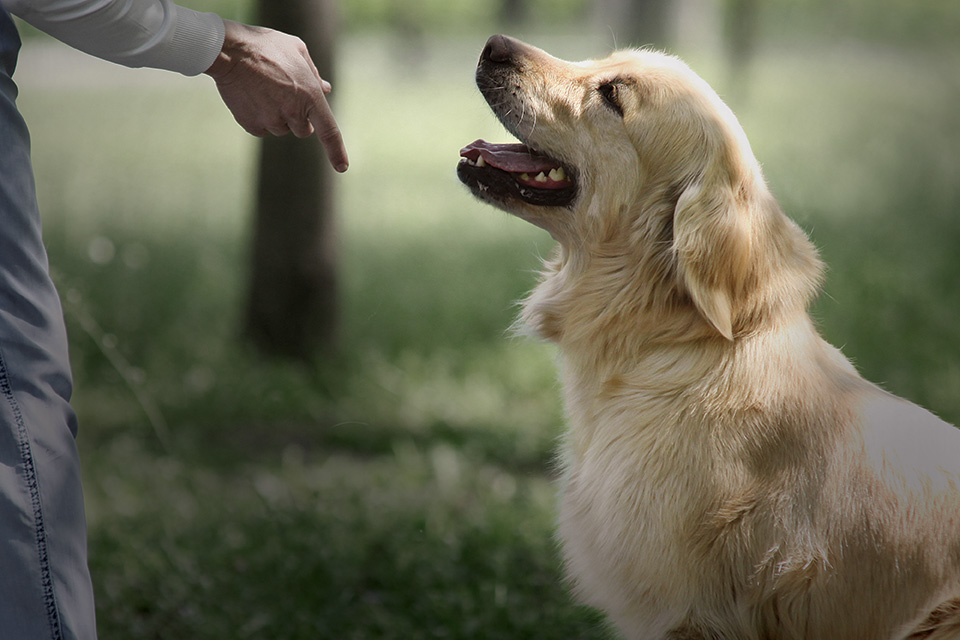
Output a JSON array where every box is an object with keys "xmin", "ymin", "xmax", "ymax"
[{"xmin": 598, "ymin": 82, "xmax": 624, "ymax": 117}]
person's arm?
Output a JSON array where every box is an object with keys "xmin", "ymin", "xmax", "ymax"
[
  {"xmin": 2, "ymin": 0, "xmax": 224, "ymax": 75},
  {"xmin": 3, "ymin": 0, "xmax": 348, "ymax": 171}
]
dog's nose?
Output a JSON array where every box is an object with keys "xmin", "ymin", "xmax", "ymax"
[{"xmin": 481, "ymin": 34, "xmax": 516, "ymax": 65}]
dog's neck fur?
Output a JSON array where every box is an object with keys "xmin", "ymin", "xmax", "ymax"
[
  {"xmin": 527, "ymin": 179, "xmax": 819, "ymax": 334},
  {"xmin": 521, "ymin": 180, "xmax": 833, "ymax": 416}
]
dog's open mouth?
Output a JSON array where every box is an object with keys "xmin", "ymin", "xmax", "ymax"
[{"xmin": 457, "ymin": 139, "xmax": 577, "ymax": 207}]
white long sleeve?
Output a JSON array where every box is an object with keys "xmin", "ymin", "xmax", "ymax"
[{"xmin": 1, "ymin": 0, "xmax": 225, "ymax": 76}]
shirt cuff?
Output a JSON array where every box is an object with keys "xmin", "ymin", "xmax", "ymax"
[{"xmin": 155, "ymin": 6, "xmax": 225, "ymax": 76}]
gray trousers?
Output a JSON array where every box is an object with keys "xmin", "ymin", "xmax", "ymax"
[{"xmin": 0, "ymin": 8, "xmax": 97, "ymax": 639}]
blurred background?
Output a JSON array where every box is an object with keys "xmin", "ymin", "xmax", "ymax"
[{"xmin": 12, "ymin": 0, "xmax": 960, "ymax": 637}]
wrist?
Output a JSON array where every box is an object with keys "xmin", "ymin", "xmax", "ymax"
[
  {"xmin": 204, "ymin": 50, "xmax": 232, "ymax": 79},
  {"xmin": 204, "ymin": 19, "xmax": 248, "ymax": 80}
]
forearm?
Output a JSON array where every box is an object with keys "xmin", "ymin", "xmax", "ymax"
[{"xmin": 1, "ymin": 0, "xmax": 224, "ymax": 75}]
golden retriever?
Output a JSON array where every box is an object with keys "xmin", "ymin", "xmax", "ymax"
[{"xmin": 458, "ymin": 35, "xmax": 960, "ymax": 640}]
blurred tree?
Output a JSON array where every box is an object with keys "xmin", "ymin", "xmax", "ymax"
[
  {"xmin": 245, "ymin": 0, "xmax": 339, "ymax": 359},
  {"xmin": 725, "ymin": 0, "xmax": 759, "ymax": 99},
  {"xmin": 500, "ymin": 0, "xmax": 529, "ymax": 27},
  {"xmin": 598, "ymin": 0, "xmax": 673, "ymax": 48}
]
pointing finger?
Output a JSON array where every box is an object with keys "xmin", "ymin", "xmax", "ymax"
[{"xmin": 307, "ymin": 93, "xmax": 349, "ymax": 173}]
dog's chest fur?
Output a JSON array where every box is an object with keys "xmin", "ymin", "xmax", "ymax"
[
  {"xmin": 552, "ymin": 331, "xmax": 831, "ymax": 636},
  {"xmin": 542, "ymin": 309, "xmax": 960, "ymax": 639}
]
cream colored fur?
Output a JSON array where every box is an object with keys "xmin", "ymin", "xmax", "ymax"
[{"xmin": 467, "ymin": 37, "xmax": 960, "ymax": 639}]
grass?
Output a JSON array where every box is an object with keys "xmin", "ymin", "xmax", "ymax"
[{"xmin": 14, "ymin": 25, "xmax": 960, "ymax": 639}]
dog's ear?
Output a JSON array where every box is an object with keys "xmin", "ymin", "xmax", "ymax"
[{"xmin": 672, "ymin": 179, "xmax": 752, "ymax": 341}]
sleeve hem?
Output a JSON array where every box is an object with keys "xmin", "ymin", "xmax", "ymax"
[{"xmin": 155, "ymin": 7, "xmax": 225, "ymax": 76}]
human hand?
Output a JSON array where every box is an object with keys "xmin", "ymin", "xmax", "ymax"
[{"xmin": 205, "ymin": 20, "xmax": 349, "ymax": 173}]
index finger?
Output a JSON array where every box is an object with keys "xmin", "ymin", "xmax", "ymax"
[{"xmin": 308, "ymin": 94, "xmax": 349, "ymax": 173}]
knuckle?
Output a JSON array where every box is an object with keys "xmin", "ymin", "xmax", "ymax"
[{"xmin": 318, "ymin": 127, "xmax": 342, "ymax": 145}]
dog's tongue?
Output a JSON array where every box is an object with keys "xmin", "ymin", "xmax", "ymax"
[{"xmin": 460, "ymin": 139, "xmax": 560, "ymax": 173}]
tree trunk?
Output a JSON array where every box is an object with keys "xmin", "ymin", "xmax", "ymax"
[
  {"xmin": 245, "ymin": 0, "xmax": 339, "ymax": 359},
  {"xmin": 598, "ymin": 0, "xmax": 673, "ymax": 49},
  {"xmin": 725, "ymin": 0, "xmax": 760, "ymax": 100},
  {"xmin": 499, "ymin": 0, "xmax": 528, "ymax": 27}
]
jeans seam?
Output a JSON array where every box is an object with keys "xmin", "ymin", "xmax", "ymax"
[{"xmin": 0, "ymin": 345, "xmax": 63, "ymax": 640}]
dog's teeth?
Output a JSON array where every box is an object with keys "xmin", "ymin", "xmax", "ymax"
[
  {"xmin": 535, "ymin": 172, "xmax": 548, "ymax": 183},
  {"xmin": 520, "ymin": 173, "xmax": 531, "ymax": 181},
  {"xmin": 476, "ymin": 155, "xmax": 487, "ymax": 167},
  {"xmin": 549, "ymin": 167, "xmax": 566, "ymax": 182}
]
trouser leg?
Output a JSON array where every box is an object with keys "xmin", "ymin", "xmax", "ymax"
[{"xmin": 0, "ymin": 10, "xmax": 97, "ymax": 640}]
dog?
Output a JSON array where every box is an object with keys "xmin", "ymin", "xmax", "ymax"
[{"xmin": 458, "ymin": 35, "xmax": 960, "ymax": 640}]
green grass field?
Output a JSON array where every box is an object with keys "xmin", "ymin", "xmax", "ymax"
[{"xmin": 15, "ymin": 25, "xmax": 960, "ymax": 639}]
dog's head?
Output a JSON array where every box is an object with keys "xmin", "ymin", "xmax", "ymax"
[{"xmin": 458, "ymin": 35, "xmax": 822, "ymax": 344}]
